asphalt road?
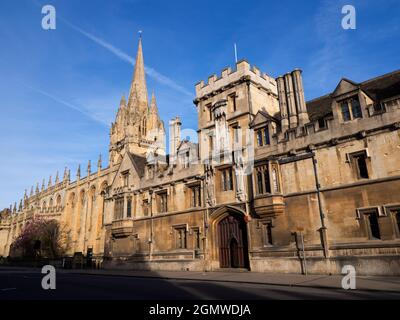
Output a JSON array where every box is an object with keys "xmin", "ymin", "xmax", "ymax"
[{"xmin": 0, "ymin": 268, "xmax": 399, "ymax": 300}]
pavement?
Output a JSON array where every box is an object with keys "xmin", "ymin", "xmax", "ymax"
[{"xmin": 39, "ymin": 267, "xmax": 400, "ymax": 292}]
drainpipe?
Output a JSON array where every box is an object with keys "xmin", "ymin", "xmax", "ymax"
[{"xmin": 311, "ymin": 152, "xmax": 329, "ymax": 258}]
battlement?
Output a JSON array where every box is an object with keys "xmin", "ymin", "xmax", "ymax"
[{"xmin": 195, "ymin": 59, "xmax": 277, "ymax": 99}]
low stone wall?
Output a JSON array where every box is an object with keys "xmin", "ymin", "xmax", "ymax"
[
  {"xmin": 250, "ymin": 255, "xmax": 400, "ymax": 276},
  {"xmin": 103, "ymin": 258, "xmax": 206, "ymax": 272}
]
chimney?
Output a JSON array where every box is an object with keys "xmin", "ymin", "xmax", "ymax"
[
  {"xmin": 169, "ymin": 117, "xmax": 181, "ymax": 165},
  {"xmin": 291, "ymin": 69, "xmax": 309, "ymax": 126},
  {"xmin": 284, "ymin": 73, "xmax": 298, "ymax": 128},
  {"xmin": 276, "ymin": 76, "xmax": 289, "ymax": 132}
]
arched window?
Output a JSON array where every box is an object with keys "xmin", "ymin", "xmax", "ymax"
[
  {"xmin": 80, "ymin": 190, "xmax": 86, "ymax": 206},
  {"xmin": 56, "ymin": 194, "xmax": 62, "ymax": 207},
  {"xmin": 49, "ymin": 198, "xmax": 54, "ymax": 209},
  {"xmin": 42, "ymin": 201, "xmax": 47, "ymax": 212},
  {"xmin": 90, "ymin": 186, "xmax": 96, "ymax": 205}
]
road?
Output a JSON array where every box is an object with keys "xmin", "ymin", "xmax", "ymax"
[{"xmin": 0, "ymin": 268, "xmax": 399, "ymax": 300}]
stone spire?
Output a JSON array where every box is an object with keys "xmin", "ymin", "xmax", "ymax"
[
  {"xmin": 55, "ymin": 171, "xmax": 59, "ymax": 184},
  {"xmin": 41, "ymin": 179, "xmax": 45, "ymax": 191},
  {"xmin": 36, "ymin": 182, "xmax": 39, "ymax": 194},
  {"xmin": 30, "ymin": 186, "xmax": 34, "ymax": 196},
  {"xmin": 150, "ymin": 91, "xmax": 158, "ymax": 115},
  {"xmin": 48, "ymin": 175, "xmax": 52, "ymax": 187},
  {"xmin": 77, "ymin": 164, "xmax": 81, "ymax": 180},
  {"xmin": 18, "ymin": 199, "xmax": 22, "ymax": 212},
  {"xmin": 63, "ymin": 167, "xmax": 68, "ymax": 181},
  {"xmin": 128, "ymin": 36, "xmax": 149, "ymax": 113}
]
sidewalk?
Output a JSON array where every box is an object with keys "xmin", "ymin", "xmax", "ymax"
[{"xmin": 61, "ymin": 268, "xmax": 400, "ymax": 293}]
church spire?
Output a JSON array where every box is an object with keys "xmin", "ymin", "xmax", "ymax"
[
  {"xmin": 128, "ymin": 36, "xmax": 149, "ymax": 113},
  {"xmin": 150, "ymin": 91, "xmax": 158, "ymax": 114}
]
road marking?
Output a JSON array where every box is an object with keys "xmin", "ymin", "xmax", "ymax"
[{"xmin": 1, "ymin": 288, "xmax": 17, "ymax": 291}]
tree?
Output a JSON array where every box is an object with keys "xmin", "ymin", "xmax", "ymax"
[{"xmin": 11, "ymin": 218, "xmax": 68, "ymax": 259}]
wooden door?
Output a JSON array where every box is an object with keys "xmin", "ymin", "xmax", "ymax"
[{"xmin": 218, "ymin": 214, "xmax": 249, "ymax": 268}]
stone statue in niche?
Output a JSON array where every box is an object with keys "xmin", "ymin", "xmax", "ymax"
[{"xmin": 204, "ymin": 165, "xmax": 215, "ymax": 206}]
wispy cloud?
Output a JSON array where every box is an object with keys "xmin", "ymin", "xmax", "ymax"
[{"xmin": 60, "ymin": 18, "xmax": 193, "ymax": 97}]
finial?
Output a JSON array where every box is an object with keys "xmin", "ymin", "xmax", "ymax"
[
  {"xmin": 42, "ymin": 179, "xmax": 45, "ymax": 191},
  {"xmin": 13, "ymin": 202, "xmax": 17, "ymax": 213},
  {"xmin": 30, "ymin": 186, "xmax": 34, "ymax": 196},
  {"xmin": 87, "ymin": 160, "xmax": 91, "ymax": 176},
  {"xmin": 19, "ymin": 199, "xmax": 22, "ymax": 212},
  {"xmin": 138, "ymin": 30, "xmax": 142, "ymax": 38},
  {"xmin": 36, "ymin": 182, "xmax": 39, "ymax": 194},
  {"xmin": 98, "ymin": 154, "xmax": 102, "ymax": 171},
  {"xmin": 55, "ymin": 171, "xmax": 59, "ymax": 184},
  {"xmin": 24, "ymin": 189, "xmax": 27, "ymax": 199},
  {"xmin": 48, "ymin": 175, "xmax": 52, "ymax": 187},
  {"xmin": 77, "ymin": 164, "xmax": 81, "ymax": 178}
]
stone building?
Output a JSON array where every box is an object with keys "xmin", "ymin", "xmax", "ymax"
[{"xmin": 1, "ymin": 37, "xmax": 399, "ymax": 275}]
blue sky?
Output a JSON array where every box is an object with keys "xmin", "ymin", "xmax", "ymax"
[{"xmin": 0, "ymin": 0, "xmax": 399, "ymax": 208}]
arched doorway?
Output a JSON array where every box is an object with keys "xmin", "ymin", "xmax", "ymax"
[{"xmin": 217, "ymin": 213, "xmax": 249, "ymax": 269}]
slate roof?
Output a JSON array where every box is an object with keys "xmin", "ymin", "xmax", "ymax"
[
  {"xmin": 128, "ymin": 153, "xmax": 147, "ymax": 178},
  {"xmin": 305, "ymin": 69, "xmax": 400, "ymax": 121}
]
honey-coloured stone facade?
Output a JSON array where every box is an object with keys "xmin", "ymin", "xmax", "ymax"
[{"xmin": 1, "ymin": 38, "xmax": 400, "ymax": 275}]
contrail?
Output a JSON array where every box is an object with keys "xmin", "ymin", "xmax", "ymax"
[
  {"xmin": 60, "ymin": 18, "xmax": 193, "ymax": 97},
  {"xmin": 21, "ymin": 81, "xmax": 109, "ymax": 127}
]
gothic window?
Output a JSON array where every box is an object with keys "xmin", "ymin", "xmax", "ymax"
[
  {"xmin": 192, "ymin": 227, "xmax": 201, "ymax": 249},
  {"xmin": 49, "ymin": 198, "xmax": 54, "ymax": 209},
  {"xmin": 255, "ymin": 165, "xmax": 271, "ymax": 195},
  {"xmin": 256, "ymin": 127, "xmax": 270, "ymax": 147},
  {"xmin": 190, "ymin": 185, "xmax": 201, "ymax": 207},
  {"xmin": 341, "ymin": 101, "xmax": 351, "ymax": 121},
  {"xmin": 363, "ymin": 209, "xmax": 381, "ymax": 240},
  {"xmin": 351, "ymin": 97, "xmax": 362, "ymax": 119},
  {"xmin": 318, "ymin": 118, "xmax": 326, "ymax": 129},
  {"xmin": 126, "ymin": 197, "xmax": 132, "ymax": 218},
  {"xmin": 262, "ymin": 221, "xmax": 273, "ymax": 246},
  {"xmin": 114, "ymin": 198, "xmax": 124, "ymax": 220},
  {"xmin": 175, "ymin": 227, "xmax": 187, "ymax": 249},
  {"xmin": 340, "ymin": 96, "xmax": 363, "ymax": 122},
  {"xmin": 349, "ymin": 151, "xmax": 369, "ymax": 179},
  {"xmin": 143, "ymin": 199, "xmax": 149, "ymax": 217},
  {"xmin": 56, "ymin": 195, "xmax": 61, "ymax": 208},
  {"xmin": 42, "ymin": 201, "xmax": 47, "ymax": 212},
  {"xmin": 221, "ymin": 168, "xmax": 233, "ymax": 191},
  {"xmin": 121, "ymin": 171, "xmax": 129, "ymax": 187},
  {"xmin": 256, "ymin": 170, "xmax": 263, "ymax": 194},
  {"xmin": 157, "ymin": 191, "xmax": 168, "ymax": 213}
]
